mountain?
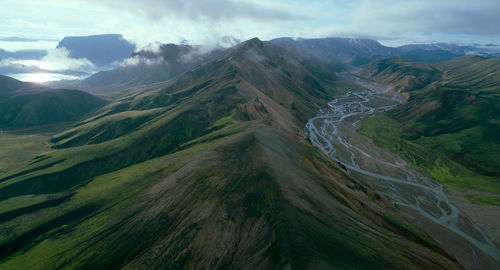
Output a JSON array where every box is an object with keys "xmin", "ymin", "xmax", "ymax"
[
  {"xmin": 356, "ymin": 58, "xmax": 442, "ymax": 92},
  {"xmin": 271, "ymin": 37, "xmax": 396, "ymax": 66},
  {"xmin": 0, "ymin": 75, "xmax": 47, "ymax": 99},
  {"xmin": 80, "ymin": 43, "xmax": 223, "ymax": 90},
  {"xmin": 397, "ymin": 43, "xmax": 494, "ymax": 56},
  {"xmin": 272, "ymin": 37, "xmax": 499, "ymax": 66},
  {"xmin": 57, "ymin": 34, "xmax": 136, "ymax": 67},
  {"xmin": 79, "ymin": 37, "xmax": 499, "ymax": 94},
  {"xmin": 0, "ymin": 38, "xmax": 461, "ymax": 269},
  {"xmin": 0, "ymin": 49, "xmax": 47, "ymax": 60},
  {"xmin": 359, "ymin": 55, "xmax": 500, "ymax": 190},
  {"xmin": 0, "ymin": 75, "xmax": 107, "ymax": 127},
  {"xmin": 397, "ymin": 48, "xmax": 459, "ymax": 63}
]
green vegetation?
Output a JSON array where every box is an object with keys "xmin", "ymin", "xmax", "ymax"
[
  {"xmin": 0, "ymin": 133, "xmax": 51, "ymax": 177},
  {"xmin": 359, "ymin": 55, "xmax": 500, "ymax": 197},
  {"xmin": 0, "ymin": 39, "xmax": 461, "ymax": 269},
  {"xmin": 465, "ymin": 195, "xmax": 500, "ymax": 206},
  {"xmin": 390, "ymin": 89, "xmax": 500, "ymax": 176},
  {"xmin": 0, "ymin": 89, "xmax": 107, "ymax": 127},
  {"xmin": 357, "ymin": 58, "xmax": 442, "ymax": 92},
  {"xmin": 360, "ymin": 114, "xmax": 500, "ymax": 194}
]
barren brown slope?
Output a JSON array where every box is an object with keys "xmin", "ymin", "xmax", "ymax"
[{"xmin": 0, "ymin": 38, "xmax": 462, "ymax": 269}]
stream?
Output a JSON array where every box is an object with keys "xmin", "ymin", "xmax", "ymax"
[{"xmin": 305, "ymin": 77, "xmax": 500, "ymax": 262}]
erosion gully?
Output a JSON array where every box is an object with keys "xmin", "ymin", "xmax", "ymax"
[{"xmin": 305, "ymin": 74, "xmax": 500, "ymax": 263}]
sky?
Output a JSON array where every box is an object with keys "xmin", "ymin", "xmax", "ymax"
[{"xmin": 1, "ymin": 0, "xmax": 500, "ymax": 48}]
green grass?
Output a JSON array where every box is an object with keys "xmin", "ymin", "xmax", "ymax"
[
  {"xmin": 360, "ymin": 114, "xmax": 500, "ymax": 194},
  {"xmin": 0, "ymin": 124, "xmax": 246, "ymax": 268},
  {"xmin": 0, "ymin": 133, "xmax": 51, "ymax": 177},
  {"xmin": 0, "ymin": 89, "xmax": 107, "ymax": 127},
  {"xmin": 360, "ymin": 56, "xmax": 500, "ymax": 180},
  {"xmin": 0, "ymin": 42, "xmax": 465, "ymax": 269},
  {"xmin": 465, "ymin": 195, "xmax": 500, "ymax": 206},
  {"xmin": 0, "ymin": 195, "xmax": 49, "ymax": 214}
]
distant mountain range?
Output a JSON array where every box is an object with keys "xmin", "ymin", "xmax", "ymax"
[
  {"xmin": 76, "ymin": 36, "xmax": 500, "ymax": 92},
  {"xmin": 271, "ymin": 37, "xmax": 500, "ymax": 66},
  {"xmin": 56, "ymin": 34, "xmax": 136, "ymax": 67},
  {"xmin": 0, "ymin": 49, "xmax": 47, "ymax": 60}
]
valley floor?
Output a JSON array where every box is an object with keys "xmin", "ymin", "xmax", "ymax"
[{"xmin": 306, "ymin": 75, "xmax": 500, "ymax": 269}]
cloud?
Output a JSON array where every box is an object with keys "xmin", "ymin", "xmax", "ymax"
[
  {"xmin": 41, "ymin": 48, "xmax": 95, "ymax": 72},
  {"xmin": 305, "ymin": 0, "xmax": 500, "ymax": 45},
  {"xmin": 0, "ymin": 59, "xmax": 40, "ymax": 74},
  {"xmin": 0, "ymin": 40, "xmax": 58, "ymax": 52},
  {"xmin": 120, "ymin": 55, "xmax": 165, "ymax": 67},
  {"xmin": 138, "ymin": 42, "xmax": 162, "ymax": 54},
  {"xmin": 9, "ymin": 48, "xmax": 95, "ymax": 72},
  {"xmin": 350, "ymin": 0, "xmax": 500, "ymax": 36},
  {"xmin": 1, "ymin": 0, "xmax": 499, "ymax": 48},
  {"xmin": 88, "ymin": 0, "xmax": 294, "ymax": 22}
]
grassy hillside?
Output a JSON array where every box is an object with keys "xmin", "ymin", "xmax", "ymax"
[
  {"xmin": 0, "ymin": 89, "xmax": 107, "ymax": 127},
  {"xmin": 357, "ymin": 58, "xmax": 442, "ymax": 92},
  {"xmin": 0, "ymin": 39, "xmax": 461, "ymax": 269},
  {"xmin": 0, "ymin": 75, "xmax": 46, "ymax": 100},
  {"xmin": 359, "ymin": 56, "xmax": 500, "ymax": 203}
]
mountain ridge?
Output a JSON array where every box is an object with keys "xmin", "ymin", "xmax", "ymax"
[{"xmin": 0, "ymin": 38, "xmax": 462, "ymax": 269}]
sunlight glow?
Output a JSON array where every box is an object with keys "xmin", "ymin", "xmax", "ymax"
[{"xmin": 7, "ymin": 73, "xmax": 83, "ymax": 82}]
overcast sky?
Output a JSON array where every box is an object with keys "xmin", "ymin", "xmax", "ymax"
[{"xmin": 1, "ymin": 0, "xmax": 499, "ymax": 48}]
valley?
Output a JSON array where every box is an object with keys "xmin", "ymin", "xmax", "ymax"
[
  {"xmin": 306, "ymin": 75, "xmax": 500, "ymax": 269},
  {"xmin": 0, "ymin": 36, "xmax": 498, "ymax": 269}
]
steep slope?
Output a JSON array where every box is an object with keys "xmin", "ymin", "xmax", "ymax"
[
  {"xmin": 357, "ymin": 58, "xmax": 442, "ymax": 92},
  {"xmin": 0, "ymin": 38, "xmax": 462, "ymax": 269},
  {"xmin": 359, "ymin": 56, "xmax": 500, "ymax": 193}
]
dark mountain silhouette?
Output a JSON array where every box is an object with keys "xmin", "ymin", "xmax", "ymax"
[{"xmin": 57, "ymin": 34, "xmax": 136, "ymax": 67}]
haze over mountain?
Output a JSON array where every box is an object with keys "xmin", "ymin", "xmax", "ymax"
[
  {"xmin": 271, "ymin": 37, "xmax": 499, "ymax": 66},
  {"xmin": 81, "ymin": 42, "xmax": 223, "ymax": 89}
]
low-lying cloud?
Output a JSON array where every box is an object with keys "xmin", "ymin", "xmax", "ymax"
[
  {"xmin": 120, "ymin": 55, "xmax": 165, "ymax": 67},
  {"xmin": 38, "ymin": 47, "xmax": 95, "ymax": 72},
  {"xmin": 0, "ymin": 59, "xmax": 39, "ymax": 74},
  {"xmin": 0, "ymin": 40, "xmax": 58, "ymax": 52},
  {"xmin": 3, "ymin": 48, "xmax": 95, "ymax": 75}
]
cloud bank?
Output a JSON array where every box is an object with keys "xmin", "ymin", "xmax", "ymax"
[
  {"xmin": 0, "ymin": 0, "xmax": 499, "ymax": 48},
  {"xmin": 89, "ymin": 0, "xmax": 294, "ymax": 22},
  {"xmin": 4, "ymin": 48, "xmax": 95, "ymax": 74}
]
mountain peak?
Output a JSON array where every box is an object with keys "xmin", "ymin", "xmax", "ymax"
[{"xmin": 236, "ymin": 37, "xmax": 264, "ymax": 50}]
